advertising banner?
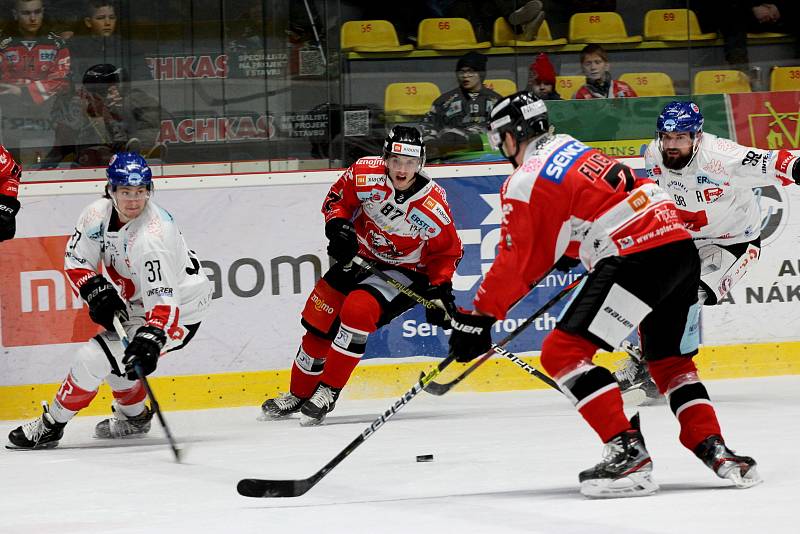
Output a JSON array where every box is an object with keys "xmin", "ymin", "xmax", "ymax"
[
  {"xmin": 729, "ymin": 91, "xmax": 800, "ymax": 150},
  {"xmin": 2, "ymin": 162, "xmax": 798, "ymax": 386}
]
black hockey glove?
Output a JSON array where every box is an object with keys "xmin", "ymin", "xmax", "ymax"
[
  {"xmin": 325, "ymin": 218, "xmax": 358, "ymax": 265},
  {"xmin": 424, "ymin": 282, "xmax": 457, "ymax": 328},
  {"xmin": 122, "ymin": 325, "xmax": 167, "ymax": 380},
  {"xmin": 554, "ymin": 254, "xmax": 580, "ymax": 273},
  {"xmin": 0, "ymin": 194, "xmax": 20, "ymax": 242},
  {"xmin": 79, "ymin": 274, "xmax": 128, "ymax": 331},
  {"xmin": 448, "ymin": 310, "xmax": 496, "ymax": 363}
]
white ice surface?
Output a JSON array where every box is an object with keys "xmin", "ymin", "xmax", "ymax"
[{"xmin": 2, "ymin": 375, "xmax": 799, "ymax": 534}]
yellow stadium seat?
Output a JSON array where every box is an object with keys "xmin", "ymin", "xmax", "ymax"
[
  {"xmin": 770, "ymin": 66, "xmax": 800, "ymax": 92},
  {"xmin": 618, "ymin": 72, "xmax": 676, "ymax": 97},
  {"xmin": 748, "ymin": 31, "xmax": 790, "ymax": 40},
  {"xmin": 555, "ymin": 75, "xmax": 585, "ymax": 99},
  {"xmin": 384, "ymin": 82, "xmax": 441, "ymax": 116},
  {"xmin": 644, "ymin": 9, "xmax": 717, "ymax": 41},
  {"xmin": 483, "ymin": 79, "xmax": 517, "ymax": 97},
  {"xmin": 568, "ymin": 12, "xmax": 642, "ymax": 44},
  {"xmin": 341, "ymin": 20, "xmax": 414, "ymax": 52},
  {"xmin": 492, "ymin": 18, "xmax": 567, "ymax": 47},
  {"xmin": 417, "ymin": 18, "xmax": 491, "ymax": 50},
  {"xmin": 693, "ymin": 70, "xmax": 751, "ymax": 95}
]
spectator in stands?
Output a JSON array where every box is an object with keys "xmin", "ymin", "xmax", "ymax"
[
  {"xmin": 696, "ymin": 1, "xmax": 800, "ymax": 70},
  {"xmin": 0, "ymin": 0, "xmax": 70, "ymax": 105},
  {"xmin": 574, "ymin": 44, "xmax": 637, "ymax": 99},
  {"xmin": 68, "ymin": 1, "xmax": 122, "ymax": 85},
  {"xmin": 42, "ymin": 64, "xmax": 167, "ymax": 168},
  {"xmin": 421, "ymin": 51, "xmax": 502, "ymax": 160},
  {"xmin": 527, "ymin": 52, "xmax": 561, "ymax": 100},
  {"xmin": 444, "ymin": 1, "xmax": 545, "ymax": 43}
]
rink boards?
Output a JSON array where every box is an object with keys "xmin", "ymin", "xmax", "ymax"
[{"xmin": 2, "ymin": 160, "xmax": 800, "ymax": 419}]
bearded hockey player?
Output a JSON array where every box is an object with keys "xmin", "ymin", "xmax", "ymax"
[
  {"xmin": 261, "ymin": 126, "xmax": 463, "ymax": 426},
  {"xmin": 447, "ymin": 92, "xmax": 761, "ymax": 498},
  {"xmin": 8, "ymin": 153, "xmax": 213, "ymax": 449},
  {"xmin": 615, "ymin": 101, "xmax": 800, "ymax": 404}
]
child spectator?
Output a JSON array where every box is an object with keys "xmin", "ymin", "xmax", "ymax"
[
  {"xmin": 574, "ymin": 44, "xmax": 636, "ymax": 99},
  {"xmin": 68, "ymin": 1, "xmax": 122, "ymax": 86},
  {"xmin": 527, "ymin": 52, "xmax": 561, "ymax": 100}
]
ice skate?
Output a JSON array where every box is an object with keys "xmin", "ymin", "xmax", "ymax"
[
  {"xmin": 7, "ymin": 401, "xmax": 66, "ymax": 450},
  {"xmin": 579, "ymin": 414, "xmax": 659, "ymax": 498},
  {"xmin": 614, "ymin": 342, "xmax": 664, "ymax": 407},
  {"xmin": 299, "ymin": 383, "xmax": 341, "ymax": 426},
  {"xmin": 260, "ymin": 392, "xmax": 305, "ymax": 420},
  {"xmin": 695, "ymin": 435, "xmax": 762, "ymax": 489},
  {"xmin": 94, "ymin": 401, "xmax": 153, "ymax": 439}
]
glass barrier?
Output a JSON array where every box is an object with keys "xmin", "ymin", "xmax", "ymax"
[{"xmin": 0, "ymin": 1, "xmax": 797, "ymax": 173}]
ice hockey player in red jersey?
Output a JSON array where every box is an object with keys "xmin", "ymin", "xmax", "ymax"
[
  {"xmin": 7, "ymin": 153, "xmax": 213, "ymax": 449},
  {"xmin": 0, "ymin": 0, "xmax": 71, "ymax": 105},
  {"xmin": 447, "ymin": 91, "xmax": 761, "ymax": 498},
  {"xmin": 261, "ymin": 126, "xmax": 463, "ymax": 426},
  {"xmin": 0, "ymin": 145, "xmax": 21, "ymax": 241}
]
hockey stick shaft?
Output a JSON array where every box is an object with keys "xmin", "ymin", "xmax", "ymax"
[
  {"xmin": 351, "ymin": 256, "xmax": 445, "ymax": 312},
  {"xmin": 236, "ymin": 354, "xmax": 458, "ymax": 498},
  {"xmin": 112, "ymin": 315, "xmax": 182, "ymax": 463},
  {"xmin": 426, "ymin": 273, "xmax": 586, "ymax": 395}
]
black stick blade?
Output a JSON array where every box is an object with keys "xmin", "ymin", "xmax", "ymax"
[
  {"xmin": 237, "ymin": 478, "xmax": 312, "ymax": 498},
  {"xmin": 421, "ymin": 371, "xmax": 452, "ymax": 396}
]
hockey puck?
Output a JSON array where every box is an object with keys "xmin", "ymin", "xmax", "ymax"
[{"xmin": 416, "ymin": 454, "xmax": 434, "ymax": 462}]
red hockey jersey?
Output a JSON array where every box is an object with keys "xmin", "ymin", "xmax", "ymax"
[
  {"xmin": 323, "ymin": 156, "xmax": 462, "ymax": 285},
  {"xmin": 474, "ymin": 134, "xmax": 691, "ymax": 319},
  {"xmin": 0, "ymin": 32, "xmax": 70, "ymax": 104},
  {"xmin": 0, "ymin": 149, "xmax": 20, "ymax": 198},
  {"xmin": 574, "ymin": 79, "xmax": 637, "ymax": 99}
]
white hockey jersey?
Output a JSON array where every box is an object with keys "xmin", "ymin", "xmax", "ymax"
[
  {"xmin": 65, "ymin": 197, "xmax": 213, "ymax": 336},
  {"xmin": 644, "ymin": 133, "xmax": 798, "ymax": 246}
]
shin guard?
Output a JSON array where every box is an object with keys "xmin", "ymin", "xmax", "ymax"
[
  {"xmin": 51, "ymin": 373, "xmax": 99, "ymax": 423},
  {"xmin": 290, "ymin": 332, "xmax": 330, "ymax": 398},
  {"xmin": 321, "ymin": 289, "xmax": 381, "ymax": 389},
  {"xmin": 541, "ymin": 329, "xmax": 630, "ymax": 443},
  {"xmin": 648, "ymin": 356, "xmax": 721, "ymax": 451}
]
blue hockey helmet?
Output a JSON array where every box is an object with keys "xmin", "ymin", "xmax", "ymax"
[
  {"xmin": 106, "ymin": 152, "xmax": 153, "ymax": 189},
  {"xmin": 656, "ymin": 101, "xmax": 704, "ymax": 135}
]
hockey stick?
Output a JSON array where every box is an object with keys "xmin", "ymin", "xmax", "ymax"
[
  {"xmin": 351, "ymin": 256, "xmax": 574, "ymax": 392},
  {"xmin": 424, "ymin": 273, "xmax": 585, "ymax": 395},
  {"xmin": 112, "ymin": 315, "xmax": 183, "ymax": 463},
  {"xmin": 351, "ymin": 256, "xmax": 446, "ymax": 314},
  {"xmin": 236, "ymin": 354, "xmax": 458, "ymax": 498}
]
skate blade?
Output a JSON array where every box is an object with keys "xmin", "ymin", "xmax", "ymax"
[
  {"xmin": 257, "ymin": 412, "xmax": 297, "ymax": 422},
  {"xmin": 299, "ymin": 413, "xmax": 326, "ymax": 427},
  {"xmin": 726, "ymin": 466, "xmax": 764, "ymax": 489},
  {"xmin": 580, "ymin": 472, "xmax": 659, "ymax": 499},
  {"xmin": 5, "ymin": 441, "xmax": 60, "ymax": 450}
]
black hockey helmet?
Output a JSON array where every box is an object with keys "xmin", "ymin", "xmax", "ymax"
[
  {"xmin": 488, "ymin": 91, "xmax": 549, "ymax": 161},
  {"xmin": 82, "ymin": 63, "xmax": 125, "ymax": 96},
  {"xmin": 383, "ymin": 125, "xmax": 426, "ymax": 170}
]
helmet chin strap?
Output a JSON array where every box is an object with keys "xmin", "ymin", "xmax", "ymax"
[{"xmin": 500, "ymin": 132, "xmax": 521, "ymax": 168}]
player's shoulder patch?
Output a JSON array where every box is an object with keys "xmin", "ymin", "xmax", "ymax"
[{"xmin": 420, "ymin": 194, "xmax": 452, "ymax": 226}]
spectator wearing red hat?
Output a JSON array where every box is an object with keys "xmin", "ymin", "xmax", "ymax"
[{"xmin": 526, "ymin": 53, "xmax": 561, "ymax": 100}]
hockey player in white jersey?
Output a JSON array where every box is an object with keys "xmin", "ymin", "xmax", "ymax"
[
  {"xmin": 616, "ymin": 101, "xmax": 800, "ymax": 403},
  {"xmin": 8, "ymin": 153, "xmax": 213, "ymax": 449}
]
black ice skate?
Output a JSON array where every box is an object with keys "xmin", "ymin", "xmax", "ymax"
[
  {"xmin": 579, "ymin": 414, "xmax": 659, "ymax": 498},
  {"xmin": 299, "ymin": 383, "xmax": 341, "ymax": 426},
  {"xmin": 614, "ymin": 342, "xmax": 664, "ymax": 407},
  {"xmin": 94, "ymin": 401, "xmax": 153, "ymax": 439},
  {"xmin": 260, "ymin": 392, "xmax": 305, "ymax": 420},
  {"xmin": 694, "ymin": 435, "xmax": 762, "ymax": 488},
  {"xmin": 7, "ymin": 401, "xmax": 66, "ymax": 450}
]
